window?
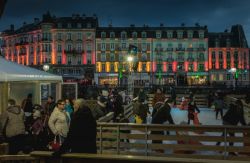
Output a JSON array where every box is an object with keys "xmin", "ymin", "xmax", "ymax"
[
  {"xmin": 219, "ymin": 51, "xmax": 223, "ymax": 59},
  {"xmin": 226, "ymin": 39, "xmax": 231, "ymax": 47},
  {"xmin": 110, "ymin": 53, "xmax": 115, "ymax": 61},
  {"xmin": 67, "ymin": 23, "xmax": 71, "ymax": 28},
  {"xmin": 178, "ymin": 43, "xmax": 182, "ymax": 48},
  {"xmin": 188, "ymin": 53, "xmax": 193, "ymax": 58},
  {"xmin": 102, "ymin": 64, "xmax": 105, "ymax": 72},
  {"xmin": 142, "ymin": 32, "xmax": 147, "ymax": 38},
  {"xmin": 177, "ymin": 63, "xmax": 184, "ymax": 70},
  {"xmin": 67, "ymin": 33, "xmax": 72, "ymax": 40},
  {"xmin": 227, "ymin": 62, "xmax": 230, "ymax": 69},
  {"xmin": 77, "ymin": 23, "xmax": 81, "ymax": 28},
  {"xmin": 77, "ymin": 56, "xmax": 81, "ymax": 65},
  {"xmin": 188, "ymin": 32, "xmax": 193, "ymax": 38},
  {"xmin": 119, "ymin": 53, "xmax": 123, "ymax": 61},
  {"xmin": 212, "ymin": 51, "xmax": 216, "ymax": 59},
  {"xmin": 157, "ymin": 64, "xmax": 162, "ymax": 71},
  {"xmin": 110, "ymin": 63, "xmax": 114, "ymax": 72},
  {"xmin": 142, "ymin": 43, "xmax": 147, "ymax": 51},
  {"xmin": 219, "ymin": 62, "xmax": 223, "ymax": 69},
  {"xmin": 67, "ymin": 44, "xmax": 72, "ymax": 51},
  {"xmin": 156, "ymin": 32, "xmax": 161, "ymax": 38},
  {"xmin": 121, "ymin": 43, "xmax": 126, "ymax": 49},
  {"xmin": 101, "ymin": 43, "xmax": 106, "ymax": 51},
  {"xmin": 110, "ymin": 32, "xmax": 115, "ymax": 38},
  {"xmin": 168, "ymin": 64, "xmax": 173, "ymax": 71},
  {"xmin": 101, "ymin": 32, "xmax": 106, "ymax": 38},
  {"xmin": 132, "ymin": 32, "xmax": 137, "ymax": 38},
  {"xmin": 167, "ymin": 31, "xmax": 173, "ymax": 38},
  {"xmin": 177, "ymin": 32, "xmax": 183, "ymax": 39},
  {"xmin": 110, "ymin": 43, "xmax": 115, "ymax": 50},
  {"xmin": 199, "ymin": 32, "xmax": 204, "ymax": 38},
  {"xmin": 87, "ymin": 23, "xmax": 91, "ymax": 28},
  {"xmin": 226, "ymin": 51, "xmax": 230, "ymax": 59},
  {"xmin": 77, "ymin": 43, "xmax": 82, "ymax": 52},
  {"xmin": 234, "ymin": 51, "xmax": 238, "ymax": 60},
  {"xmin": 77, "ymin": 33, "xmax": 82, "ymax": 40},
  {"xmin": 58, "ymin": 23, "xmax": 62, "ymax": 28},
  {"xmin": 142, "ymin": 53, "xmax": 147, "ymax": 61},
  {"xmin": 57, "ymin": 33, "xmax": 62, "ymax": 40},
  {"xmin": 67, "ymin": 56, "xmax": 72, "ymax": 65},
  {"xmin": 198, "ymin": 64, "xmax": 204, "ymax": 71},
  {"xmin": 57, "ymin": 44, "xmax": 62, "ymax": 52},
  {"xmin": 121, "ymin": 32, "xmax": 127, "ymax": 39},
  {"xmin": 101, "ymin": 53, "xmax": 106, "ymax": 61},
  {"xmin": 142, "ymin": 64, "xmax": 146, "ymax": 72}
]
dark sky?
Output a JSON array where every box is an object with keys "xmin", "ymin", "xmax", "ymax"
[{"xmin": 1, "ymin": 0, "xmax": 250, "ymax": 41}]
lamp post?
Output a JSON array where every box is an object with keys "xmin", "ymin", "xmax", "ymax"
[
  {"xmin": 127, "ymin": 55, "xmax": 134, "ymax": 98},
  {"xmin": 229, "ymin": 67, "xmax": 237, "ymax": 90},
  {"xmin": 43, "ymin": 64, "xmax": 50, "ymax": 72}
]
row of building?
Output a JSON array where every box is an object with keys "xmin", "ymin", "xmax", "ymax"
[{"xmin": 0, "ymin": 12, "xmax": 249, "ymax": 87}]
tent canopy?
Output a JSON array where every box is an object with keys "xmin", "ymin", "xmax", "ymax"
[{"xmin": 0, "ymin": 57, "xmax": 62, "ymax": 82}]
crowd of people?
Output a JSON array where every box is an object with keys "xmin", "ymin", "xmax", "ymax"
[{"xmin": 0, "ymin": 87, "xmax": 248, "ymax": 156}]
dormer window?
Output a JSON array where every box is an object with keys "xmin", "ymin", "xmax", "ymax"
[
  {"xmin": 121, "ymin": 32, "xmax": 127, "ymax": 39},
  {"xmin": 177, "ymin": 31, "xmax": 183, "ymax": 39},
  {"xmin": 67, "ymin": 23, "xmax": 71, "ymax": 28},
  {"xmin": 142, "ymin": 32, "xmax": 147, "ymax": 38},
  {"xmin": 132, "ymin": 32, "xmax": 137, "ymax": 38},
  {"xmin": 156, "ymin": 31, "xmax": 161, "ymax": 38},
  {"xmin": 188, "ymin": 31, "xmax": 193, "ymax": 38},
  {"xmin": 101, "ymin": 32, "xmax": 106, "ymax": 39},
  {"xmin": 110, "ymin": 32, "xmax": 115, "ymax": 38}
]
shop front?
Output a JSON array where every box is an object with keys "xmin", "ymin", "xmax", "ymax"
[
  {"xmin": 154, "ymin": 73, "xmax": 175, "ymax": 86},
  {"xmin": 95, "ymin": 73, "xmax": 118, "ymax": 86},
  {"xmin": 187, "ymin": 72, "xmax": 209, "ymax": 85}
]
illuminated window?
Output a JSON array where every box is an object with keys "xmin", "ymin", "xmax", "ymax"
[
  {"xmin": 110, "ymin": 43, "xmax": 115, "ymax": 50},
  {"xmin": 110, "ymin": 63, "xmax": 114, "ymax": 72},
  {"xmin": 167, "ymin": 31, "xmax": 173, "ymax": 38}
]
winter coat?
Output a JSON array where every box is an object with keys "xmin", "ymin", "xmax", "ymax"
[
  {"xmin": 21, "ymin": 98, "xmax": 33, "ymax": 113},
  {"xmin": 113, "ymin": 94, "xmax": 124, "ymax": 121},
  {"xmin": 91, "ymin": 102, "xmax": 105, "ymax": 120},
  {"xmin": 58, "ymin": 106, "xmax": 97, "ymax": 153},
  {"xmin": 138, "ymin": 91, "xmax": 147, "ymax": 103},
  {"xmin": 152, "ymin": 103, "xmax": 174, "ymax": 125},
  {"xmin": 48, "ymin": 107, "xmax": 69, "ymax": 137},
  {"xmin": 0, "ymin": 105, "xmax": 25, "ymax": 138},
  {"xmin": 133, "ymin": 101, "xmax": 149, "ymax": 123},
  {"xmin": 223, "ymin": 104, "xmax": 246, "ymax": 125},
  {"xmin": 213, "ymin": 98, "xmax": 224, "ymax": 110},
  {"xmin": 152, "ymin": 93, "xmax": 165, "ymax": 107}
]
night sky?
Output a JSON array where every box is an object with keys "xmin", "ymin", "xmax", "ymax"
[{"xmin": 1, "ymin": 0, "xmax": 250, "ymax": 42}]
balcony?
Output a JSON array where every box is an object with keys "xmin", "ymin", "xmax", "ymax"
[
  {"xmin": 64, "ymin": 49, "xmax": 84, "ymax": 55},
  {"xmin": 15, "ymin": 41, "xmax": 29, "ymax": 46},
  {"xmin": 176, "ymin": 48, "xmax": 185, "ymax": 51},
  {"xmin": 197, "ymin": 57, "xmax": 205, "ymax": 62}
]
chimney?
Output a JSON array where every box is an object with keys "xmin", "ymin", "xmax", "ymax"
[
  {"xmin": 93, "ymin": 14, "xmax": 97, "ymax": 19},
  {"xmin": 130, "ymin": 24, "xmax": 135, "ymax": 27},
  {"xmin": 10, "ymin": 24, "xmax": 14, "ymax": 31},
  {"xmin": 23, "ymin": 21, "xmax": 27, "ymax": 26},
  {"xmin": 82, "ymin": 14, "xmax": 86, "ymax": 19},
  {"xmin": 160, "ymin": 23, "xmax": 164, "ymax": 27}
]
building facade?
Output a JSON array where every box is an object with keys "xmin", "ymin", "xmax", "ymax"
[
  {"xmin": 1, "ymin": 13, "xmax": 249, "ymax": 87},
  {"xmin": 0, "ymin": 12, "xmax": 97, "ymax": 83}
]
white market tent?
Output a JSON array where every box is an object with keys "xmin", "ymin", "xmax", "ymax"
[{"xmin": 0, "ymin": 57, "xmax": 63, "ymax": 113}]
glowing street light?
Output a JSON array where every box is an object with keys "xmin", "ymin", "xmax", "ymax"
[
  {"xmin": 43, "ymin": 64, "xmax": 50, "ymax": 72},
  {"xmin": 229, "ymin": 67, "xmax": 237, "ymax": 90},
  {"xmin": 127, "ymin": 56, "xmax": 134, "ymax": 62}
]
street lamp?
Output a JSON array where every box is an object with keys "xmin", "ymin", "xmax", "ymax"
[
  {"xmin": 43, "ymin": 64, "xmax": 50, "ymax": 72},
  {"xmin": 127, "ymin": 55, "xmax": 134, "ymax": 98},
  {"xmin": 229, "ymin": 67, "xmax": 237, "ymax": 90}
]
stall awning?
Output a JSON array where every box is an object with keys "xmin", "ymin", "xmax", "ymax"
[{"xmin": 0, "ymin": 57, "xmax": 62, "ymax": 82}]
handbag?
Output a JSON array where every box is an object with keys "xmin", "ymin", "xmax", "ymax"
[{"xmin": 48, "ymin": 135, "xmax": 62, "ymax": 151}]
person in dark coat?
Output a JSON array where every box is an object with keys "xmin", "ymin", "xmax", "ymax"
[
  {"xmin": 216, "ymin": 99, "xmax": 246, "ymax": 151},
  {"xmin": 170, "ymin": 86, "xmax": 177, "ymax": 106},
  {"xmin": 52, "ymin": 98, "xmax": 97, "ymax": 156},
  {"xmin": 113, "ymin": 90, "xmax": 124, "ymax": 122},
  {"xmin": 151, "ymin": 98, "xmax": 175, "ymax": 152}
]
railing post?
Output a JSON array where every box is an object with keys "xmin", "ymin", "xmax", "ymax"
[
  {"xmin": 117, "ymin": 125, "xmax": 120, "ymax": 154},
  {"xmin": 223, "ymin": 127, "xmax": 227, "ymax": 159},
  {"xmin": 145, "ymin": 125, "xmax": 149, "ymax": 156},
  {"xmin": 99, "ymin": 125, "xmax": 103, "ymax": 154}
]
